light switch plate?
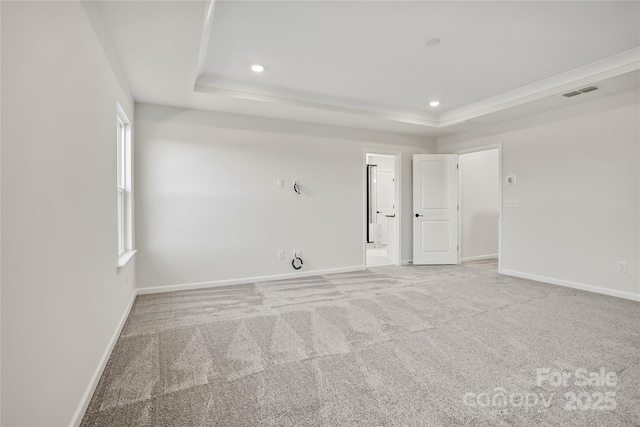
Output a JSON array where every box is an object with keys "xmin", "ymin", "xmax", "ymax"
[{"xmin": 505, "ymin": 199, "xmax": 520, "ymax": 208}]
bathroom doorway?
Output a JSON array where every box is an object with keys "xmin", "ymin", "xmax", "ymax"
[{"xmin": 366, "ymin": 153, "xmax": 398, "ymax": 267}]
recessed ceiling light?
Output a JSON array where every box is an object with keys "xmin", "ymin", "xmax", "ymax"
[
  {"xmin": 429, "ymin": 101, "xmax": 440, "ymax": 107},
  {"xmin": 251, "ymin": 64, "xmax": 265, "ymax": 73},
  {"xmin": 425, "ymin": 38, "xmax": 441, "ymax": 48}
]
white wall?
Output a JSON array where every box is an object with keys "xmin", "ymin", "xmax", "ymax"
[
  {"xmin": 439, "ymin": 88, "xmax": 640, "ymax": 300},
  {"xmin": 459, "ymin": 149, "xmax": 500, "ymax": 261},
  {"xmin": 1, "ymin": 2, "xmax": 136, "ymax": 425},
  {"xmin": 135, "ymin": 104, "xmax": 435, "ymax": 289}
]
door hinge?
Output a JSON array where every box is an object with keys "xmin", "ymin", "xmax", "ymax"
[
  {"xmin": 457, "ymin": 205, "xmax": 459, "ymax": 210},
  {"xmin": 457, "ymin": 164, "xmax": 459, "ymax": 169},
  {"xmin": 457, "ymin": 246, "xmax": 459, "ymax": 251}
]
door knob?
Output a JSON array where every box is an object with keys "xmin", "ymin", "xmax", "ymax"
[{"xmin": 415, "ymin": 213, "xmax": 424, "ymax": 217}]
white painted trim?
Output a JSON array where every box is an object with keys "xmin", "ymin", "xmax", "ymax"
[
  {"xmin": 117, "ymin": 249, "xmax": 137, "ymax": 269},
  {"xmin": 193, "ymin": 0, "xmax": 216, "ymax": 82},
  {"xmin": 194, "ymin": 85, "xmax": 441, "ymax": 127},
  {"xmin": 462, "ymin": 254, "xmax": 499, "ymax": 262},
  {"xmin": 501, "ymin": 269, "xmax": 640, "ymax": 302},
  {"xmin": 137, "ymin": 265, "xmax": 365, "ymax": 295},
  {"xmin": 362, "ymin": 153, "xmax": 368, "ymax": 268},
  {"xmin": 440, "ymin": 48, "xmax": 640, "ymax": 126},
  {"xmin": 194, "ymin": 49, "xmax": 639, "ymax": 129},
  {"xmin": 69, "ymin": 291, "xmax": 138, "ymax": 427}
]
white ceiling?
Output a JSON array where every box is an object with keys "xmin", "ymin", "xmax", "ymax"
[{"xmin": 95, "ymin": 1, "xmax": 640, "ymax": 137}]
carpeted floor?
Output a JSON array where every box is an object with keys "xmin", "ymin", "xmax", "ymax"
[{"xmin": 81, "ymin": 260, "xmax": 640, "ymax": 426}]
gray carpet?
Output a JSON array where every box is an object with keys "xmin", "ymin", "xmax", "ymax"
[{"xmin": 81, "ymin": 260, "xmax": 640, "ymax": 426}]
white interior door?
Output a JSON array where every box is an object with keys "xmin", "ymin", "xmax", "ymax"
[{"xmin": 412, "ymin": 154, "xmax": 459, "ymax": 265}]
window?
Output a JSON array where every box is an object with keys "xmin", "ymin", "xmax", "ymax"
[{"xmin": 117, "ymin": 104, "xmax": 135, "ymax": 267}]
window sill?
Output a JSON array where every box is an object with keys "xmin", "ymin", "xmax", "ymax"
[{"xmin": 118, "ymin": 250, "xmax": 137, "ymax": 269}]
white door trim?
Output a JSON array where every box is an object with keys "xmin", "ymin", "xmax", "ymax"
[
  {"xmin": 451, "ymin": 143, "xmax": 503, "ymax": 272},
  {"xmin": 363, "ymin": 150, "xmax": 402, "ymax": 267}
]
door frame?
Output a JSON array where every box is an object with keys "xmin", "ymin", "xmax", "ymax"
[
  {"xmin": 363, "ymin": 150, "xmax": 402, "ymax": 267},
  {"xmin": 452, "ymin": 143, "xmax": 503, "ymax": 272}
]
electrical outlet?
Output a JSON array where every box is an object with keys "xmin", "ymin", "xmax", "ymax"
[
  {"xmin": 617, "ymin": 261, "xmax": 627, "ymax": 273},
  {"xmin": 505, "ymin": 199, "xmax": 520, "ymax": 208},
  {"xmin": 293, "ymin": 250, "xmax": 301, "ymax": 258},
  {"xmin": 278, "ymin": 251, "xmax": 285, "ymax": 260},
  {"xmin": 277, "ymin": 178, "xmax": 284, "ymax": 188}
]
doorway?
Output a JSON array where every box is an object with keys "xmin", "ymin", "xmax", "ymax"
[
  {"xmin": 366, "ymin": 153, "xmax": 399, "ymax": 267},
  {"xmin": 458, "ymin": 147, "xmax": 501, "ymax": 270}
]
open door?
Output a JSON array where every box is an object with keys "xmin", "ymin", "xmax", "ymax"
[{"xmin": 412, "ymin": 154, "xmax": 459, "ymax": 265}]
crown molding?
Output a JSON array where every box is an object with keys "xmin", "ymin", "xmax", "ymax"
[
  {"xmin": 193, "ymin": 0, "xmax": 217, "ymax": 83},
  {"xmin": 439, "ymin": 47, "xmax": 640, "ymax": 127},
  {"xmin": 194, "ymin": 48, "xmax": 640, "ymax": 129},
  {"xmin": 194, "ymin": 84, "xmax": 441, "ymax": 127}
]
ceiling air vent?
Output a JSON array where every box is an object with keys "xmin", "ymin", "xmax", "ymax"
[
  {"xmin": 562, "ymin": 86, "xmax": 599, "ymax": 98},
  {"xmin": 578, "ymin": 86, "xmax": 598, "ymax": 94}
]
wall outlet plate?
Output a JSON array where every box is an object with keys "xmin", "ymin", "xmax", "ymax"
[
  {"xmin": 278, "ymin": 250, "xmax": 285, "ymax": 260},
  {"xmin": 617, "ymin": 261, "xmax": 627, "ymax": 273},
  {"xmin": 277, "ymin": 178, "xmax": 284, "ymax": 188},
  {"xmin": 506, "ymin": 175, "xmax": 517, "ymax": 185}
]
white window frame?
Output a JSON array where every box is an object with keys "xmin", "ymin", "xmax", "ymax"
[{"xmin": 117, "ymin": 103, "xmax": 136, "ymax": 268}]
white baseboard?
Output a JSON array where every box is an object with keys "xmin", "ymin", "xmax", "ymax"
[
  {"xmin": 500, "ymin": 269, "xmax": 640, "ymax": 302},
  {"xmin": 462, "ymin": 254, "xmax": 498, "ymax": 262},
  {"xmin": 69, "ymin": 290, "xmax": 138, "ymax": 427},
  {"xmin": 137, "ymin": 265, "xmax": 365, "ymax": 295}
]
